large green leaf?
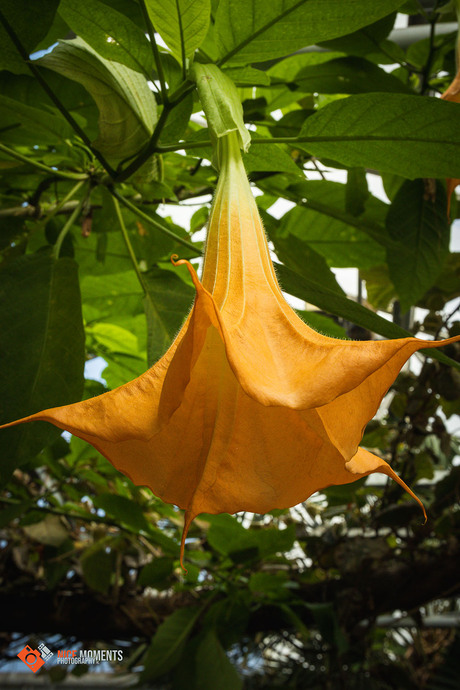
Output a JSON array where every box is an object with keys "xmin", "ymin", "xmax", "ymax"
[
  {"xmin": 270, "ymin": 233, "xmax": 346, "ymax": 294},
  {"xmin": 0, "ymin": 95, "xmax": 74, "ymax": 145},
  {"xmin": 319, "ymin": 12, "xmax": 403, "ymax": 63},
  {"xmin": 59, "ymin": 0, "xmax": 154, "ymax": 76},
  {"xmin": 244, "ymin": 139, "xmax": 302, "ymax": 175},
  {"xmin": 299, "ymin": 94, "xmax": 460, "ymax": 179},
  {"xmin": 140, "ymin": 606, "xmax": 202, "ymax": 681},
  {"xmin": 274, "ymin": 180, "xmax": 387, "ymax": 269},
  {"xmin": 385, "ymin": 180, "xmax": 450, "ymax": 312},
  {"xmin": 0, "ymin": 254, "xmax": 85, "ymax": 481},
  {"xmin": 93, "ymin": 493, "xmax": 151, "ymax": 532},
  {"xmin": 80, "ymin": 541, "xmax": 114, "ymax": 594},
  {"xmin": 195, "ymin": 631, "xmax": 243, "ymax": 690},
  {"xmin": 40, "ymin": 38, "xmax": 156, "ymax": 161},
  {"xmin": 160, "ymin": 93, "xmax": 194, "ymax": 145},
  {"xmin": 143, "ymin": 267, "xmax": 195, "ymax": 366},
  {"xmin": 145, "ymin": 0, "xmax": 211, "ymax": 64},
  {"xmin": 0, "ymin": 0, "xmax": 59, "ymax": 74},
  {"xmin": 81, "ymin": 271, "xmax": 143, "ymax": 320},
  {"xmin": 275, "ymin": 262, "xmax": 460, "ymax": 370},
  {"xmin": 206, "ymin": 514, "xmax": 295, "ymax": 560},
  {"xmin": 293, "ymin": 56, "xmax": 410, "ymax": 94},
  {"xmin": 214, "ymin": 0, "xmax": 405, "ymax": 65}
]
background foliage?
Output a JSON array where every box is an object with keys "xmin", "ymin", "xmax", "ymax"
[{"xmin": 0, "ymin": 0, "xmax": 459, "ymax": 687}]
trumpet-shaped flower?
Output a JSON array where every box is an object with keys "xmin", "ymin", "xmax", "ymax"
[
  {"xmin": 442, "ymin": 68, "xmax": 460, "ymax": 214},
  {"xmin": 2, "ymin": 132, "xmax": 459, "ymax": 567}
]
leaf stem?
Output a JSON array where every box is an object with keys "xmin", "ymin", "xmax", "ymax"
[
  {"xmin": 0, "ymin": 142, "xmax": 88, "ymax": 180},
  {"xmin": 111, "ymin": 189, "xmax": 201, "ymax": 255},
  {"xmin": 138, "ymin": 0, "xmax": 169, "ymax": 102},
  {"xmin": 54, "ymin": 186, "xmax": 88, "ymax": 258},
  {"xmin": 0, "ymin": 7, "xmax": 116, "ymax": 177},
  {"xmin": 111, "ymin": 194, "xmax": 147, "ymax": 294},
  {"xmin": 42, "ymin": 179, "xmax": 87, "ymax": 228}
]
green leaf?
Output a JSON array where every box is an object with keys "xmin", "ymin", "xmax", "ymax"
[
  {"xmin": 385, "ymin": 180, "xmax": 450, "ymax": 312},
  {"xmin": 274, "ymin": 262, "xmax": 460, "ymax": 371},
  {"xmin": 143, "ymin": 267, "xmax": 195, "ymax": 366},
  {"xmin": 346, "ymin": 167, "xmax": 369, "ymax": 217},
  {"xmin": 0, "ymin": 254, "xmax": 85, "ymax": 482},
  {"xmin": 361, "ymin": 264, "xmax": 397, "ymax": 311},
  {"xmin": 214, "ymin": 0, "xmax": 405, "ymax": 65},
  {"xmin": 191, "ymin": 63, "xmax": 251, "ymax": 153},
  {"xmin": 299, "ymin": 94, "xmax": 460, "ymax": 179},
  {"xmin": 319, "ymin": 12, "xmax": 403, "ymax": 63},
  {"xmin": 275, "ymin": 181, "xmax": 386, "ymax": 269},
  {"xmin": 81, "ymin": 541, "xmax": 114, "ymax": 594},
  {"xmin": 223, "ymin": 66, "xmax": 270, "ymax": 86},
  {"xmin": 288, "ymin": 56, "xmax": 411, "ymax": 95},
  {"xmin": 81, "ymin": 271, "xmax": 143, "ymax": 320},
  {"xmin": 141, "ymin": 606, "xmax": 202, "ymax": 681},
  {"xmin": 145, "ymin": 0, "xmax": 211, "ymax": 64},
  {"xmin": 40, "ymin": 37, "xmax": 157, "ymax": 161},
  {"xmin": 0, "ymin": 95, "xmax": 74, "ymax": 145},
  {"xmin": 270, "ymin": 233, "xmax": 346, "ymax": 294},
  {"xmin": 0, "ymin": 0, "xmax": 60, "ymax": 75},
  {"xmin": 0, "ymin": 500, "xmax": 31, "ymax": 528},
  {"xmin": 58, "ymin": 0, "xmax": 154, "ymax": 76},
  {"xmin": 89, "ymin": 322, "xmax": 142, "ymax": 357},
  {"xmin": 138, "ymin": 557, "xmax": 174, "ymax": 588},
  {"xmin": 160, "ymin": 93, "xmax": 194, "ymax": 145},
  {"xmin": 249, "ymin": 571, "xmax": 291, "ymax": 600},
  {"xmin": 206, "ymin": 514, "xmax": 295, "ymax": 561},
  {"xmin": 296, "ymin": 311, "xmax": 347, "ymax": 339},
  {"xmin": 244, "ymin": 139, "xmax": 302, "ymax": 176},
  {"xmin": 195, "ymin": 630, "xmax": 242, "ymax": 690},
  {"xmin": 93, "ymin": 493, "xmax": 151, "ymax": 532}
]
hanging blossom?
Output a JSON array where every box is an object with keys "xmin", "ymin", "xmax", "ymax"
[
  {"xmin": 442, "ymin": 68, "xmax": 460, "ymax": 215},
  {"xmin": 2, "ymin": 132, "xmax": 459, "ymax": 567}
]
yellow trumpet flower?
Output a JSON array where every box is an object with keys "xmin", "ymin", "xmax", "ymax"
[
  {"xmin": 2, "ymin": 132, "xmax": 459, "ymax": 568},
  {"xmin": 442, "ymin": 68, "xmax": 460, "ymax": 215}
]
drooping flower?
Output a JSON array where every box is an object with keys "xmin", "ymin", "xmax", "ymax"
[
  {"xmin": 2, "ymin": 132, "xmax": 459, "ymax": 567},
  {"xmin": 442, "ymin": 67, "xmax": 460, "ymax": 215}
]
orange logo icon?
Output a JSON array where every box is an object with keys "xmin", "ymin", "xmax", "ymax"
[{"xmin": 17, "ymin": 645, "xmax": 45, "ymax": 673}]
